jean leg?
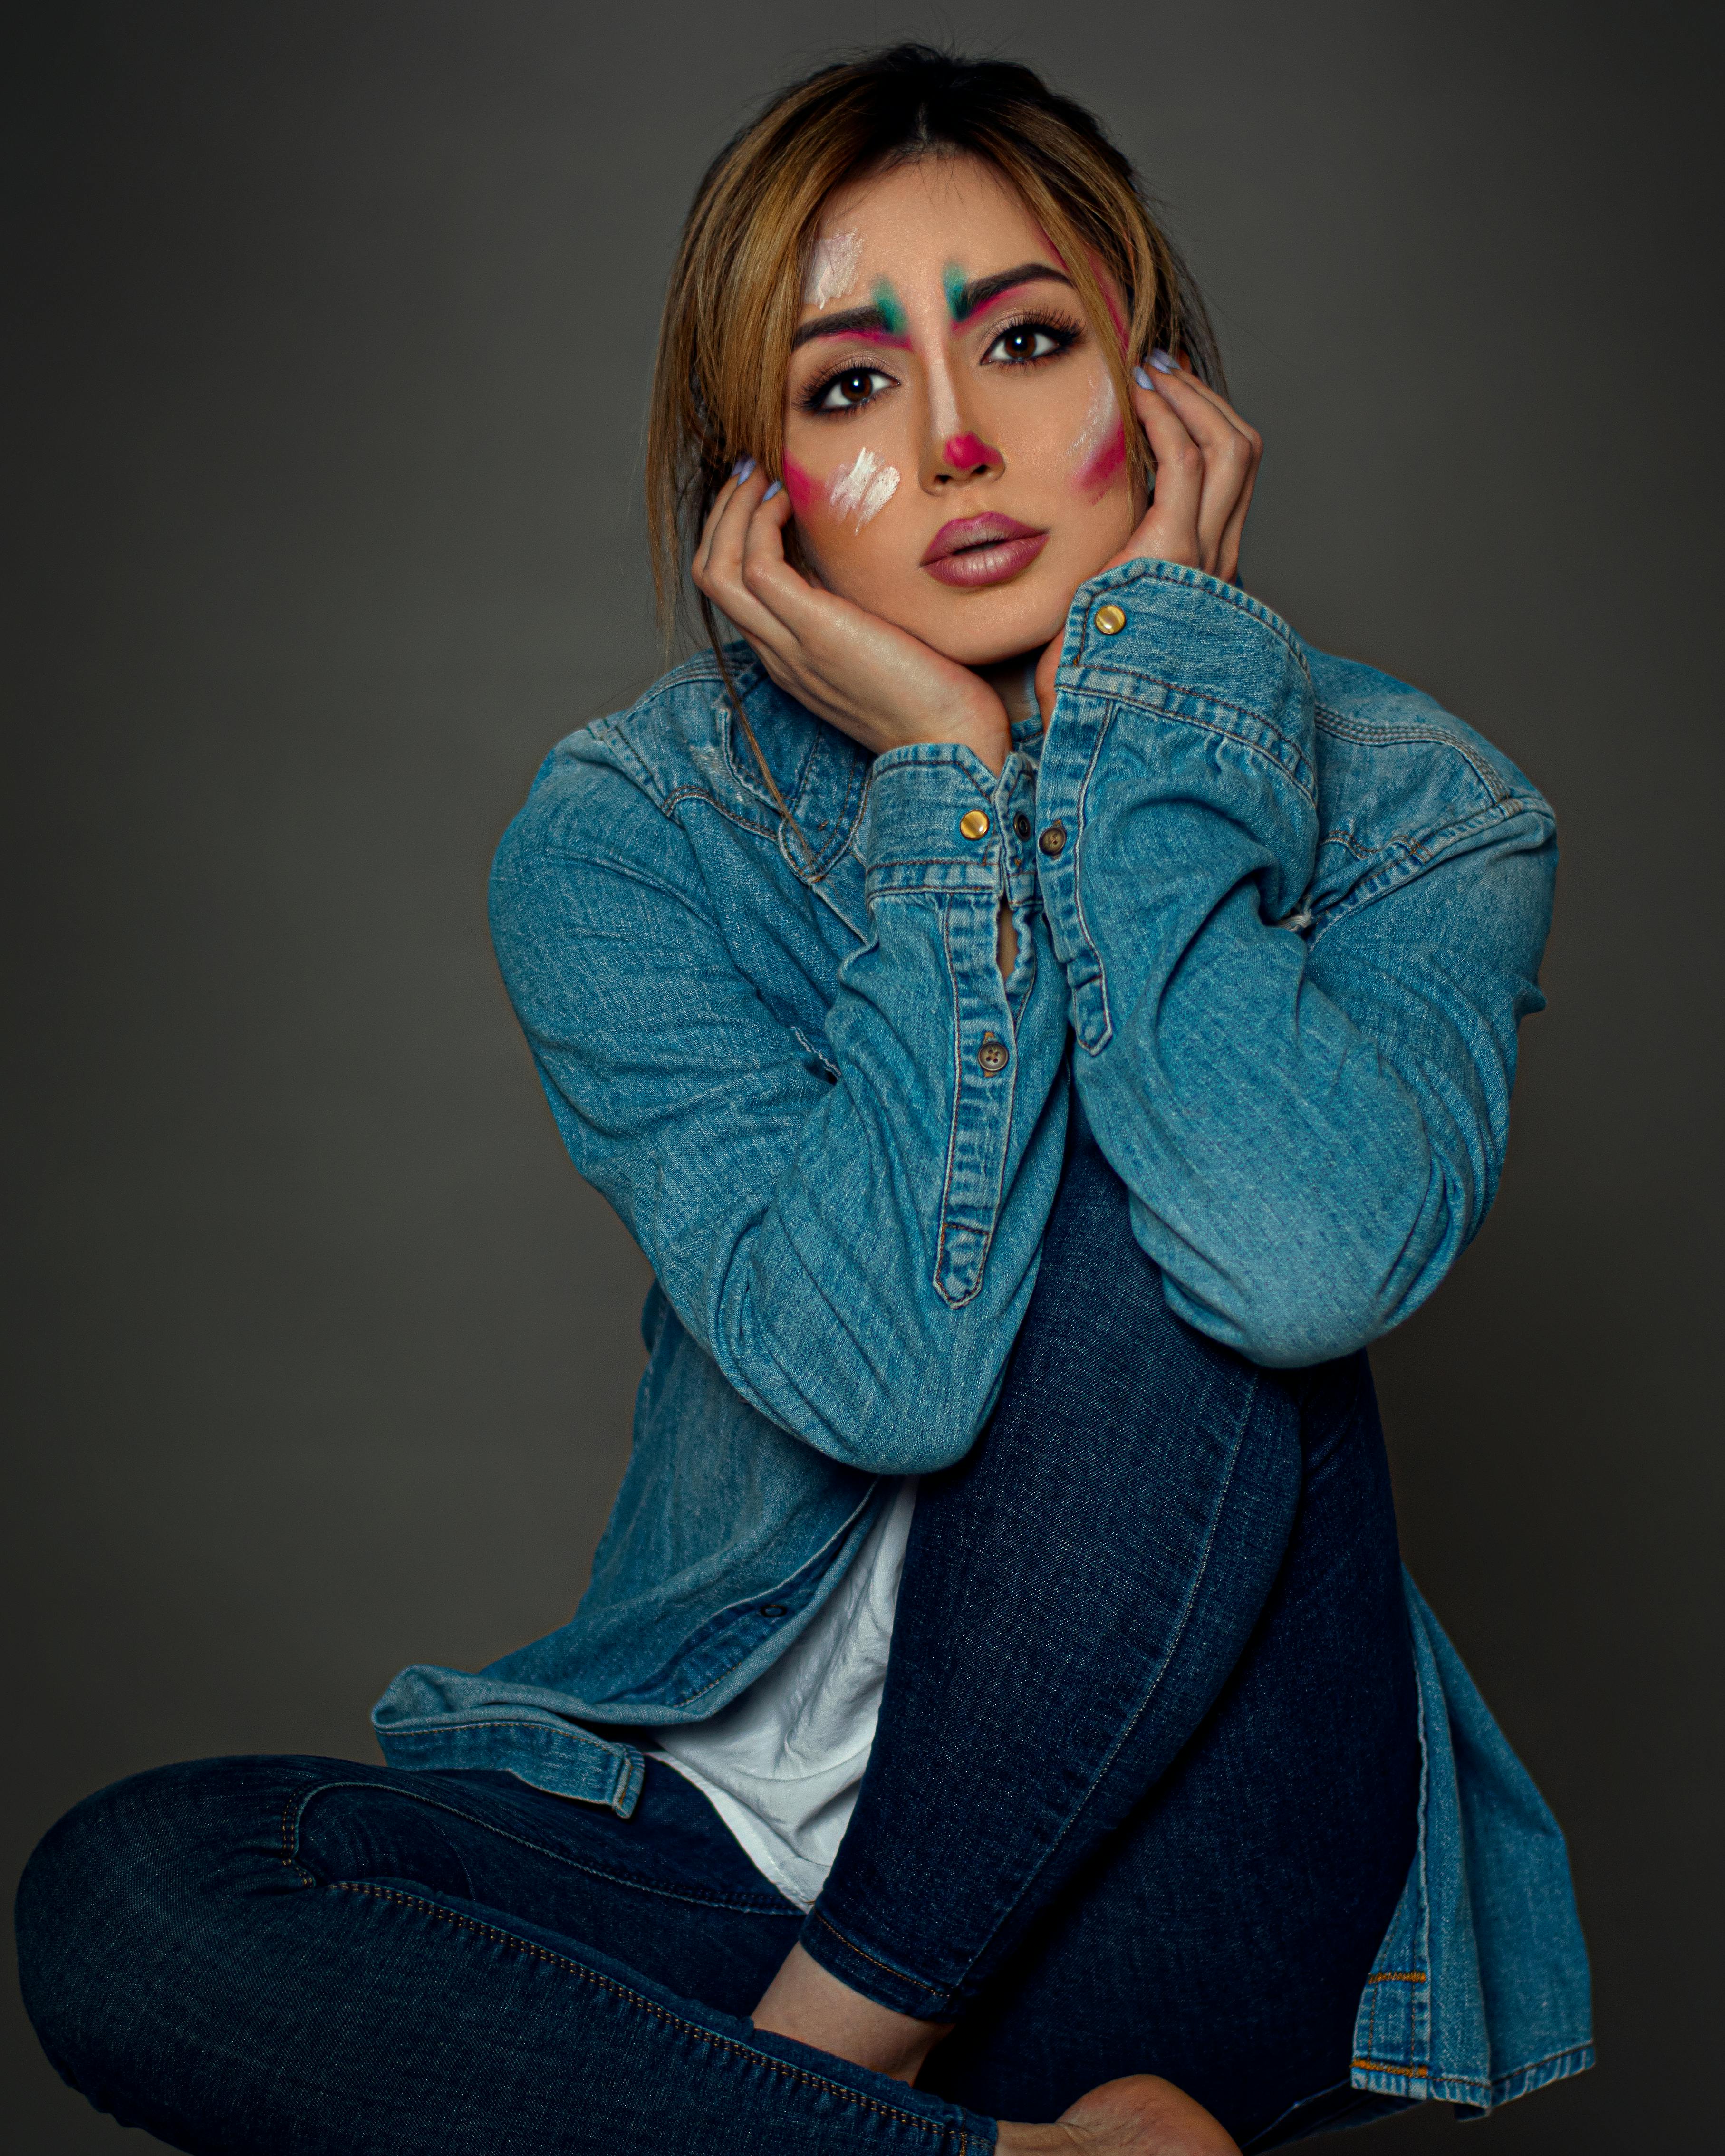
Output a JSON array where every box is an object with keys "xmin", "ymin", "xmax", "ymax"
[
  {"xmin": 924, "ymin": 1350, "xmax": 1419, "ymax": 2144},
  {"xmin": 16, "ymin": 1755, "xmax": 994, "ymax": 2155},
  {"xmin": 807, "ymin": 1135, "xmax": 1307, "ymax": 2020},
  {"xmin": 806, "ymin": 1135, "xmax": 1418, "ymax": 2138}
]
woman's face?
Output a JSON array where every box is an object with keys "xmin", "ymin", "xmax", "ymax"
[{"xmin": 782, "ymin": 155, "xmax": 1140, "ymax": 668}]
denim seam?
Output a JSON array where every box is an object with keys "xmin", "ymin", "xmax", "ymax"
[
  {"xmin": 279, "ymin": 1777, "xmax": 793, "ymax": 1915},
  {"xmin": 1065, "ymin": 701, "xmax": 1116, "ymax": 1052},
  {"xmin": 334, "ymin": 1883, "xmax": 973, "ymax": 2147},
  {"xmin": 1303, "ymin": 802, "xmax": 1543, "ymax": 952},
  {"xmin": 1311, "ymin": 702, "xmax": 1521, "ymax": 808},
  {"xmin": 719, "ymin": 702, "xmax": 822, "ymax": 832},
  {"xmin": 807, "ymin": 1910, "xmax": 951, "ymax": 2002},
  {"xmin": 1070, "ymin": 681, "xmax": 1317, "ymax": 806},
  {"xmin": 893, "ymin": 1380, "xmax": 1265, "ymax": 2002},
  {"xmin": 1474, "ymin": 2042, "xmax": 1595, "ymax": 2102},
  {"xmin": 656, "ymin": 785, "xmax": 780, "ymax": 842},
  {"xmin": 594, "ymin": 1482, "xmax": 881, "ymax": 1712},
  {"xmin": 1079, "ymin": 557, "xmax": 1310, "ymax": 668},
  {"xmin": 933, "ymin": 901, "xmax": 975, "ymax": 1310}
]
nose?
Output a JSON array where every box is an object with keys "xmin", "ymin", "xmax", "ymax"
[{"xmin": 936, "ymin": 431, "xmax": 1003, "ymax": 481}]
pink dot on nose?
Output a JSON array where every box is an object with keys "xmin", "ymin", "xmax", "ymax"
[{"xmin": 944, "ymin": 433, "xmax": 997, "ymax": 469}]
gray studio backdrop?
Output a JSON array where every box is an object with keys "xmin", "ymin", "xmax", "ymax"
[{"xmin": 8, "ymin": 3, "xmax": 1720, "ymax": 2147}]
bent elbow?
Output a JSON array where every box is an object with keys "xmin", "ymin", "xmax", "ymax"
[
  {"xmin": 820, "ymin": 1392, "xmax": 985, "ymax": 1476},
  {"xmin": 1182, "ymin": 1242, "xmax": 1430, "ymax": 1370},
  {"xmin": 1225, "ymin": 1293, "xmax": 1384, "ymax": 1370}
]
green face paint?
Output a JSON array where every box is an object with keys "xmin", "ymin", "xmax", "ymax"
[
  {"xmin": 871, "ymin": 279, "xmax": 909, "ymax": 338},
  {"xmin": 942, "ymin": 263, "xmax": 969, "ymax": 324}
]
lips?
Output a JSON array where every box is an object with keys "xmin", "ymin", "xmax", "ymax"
[{"xmin": 920, "ymin": 513, "xmax": 1049, "ymax": 588}]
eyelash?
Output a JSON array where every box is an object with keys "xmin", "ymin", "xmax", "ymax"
[{"xmin": 796, "ymin": 309, "xmax": 1086, "ymax": 417}]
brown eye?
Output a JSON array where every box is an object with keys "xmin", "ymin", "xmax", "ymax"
[
  {"xmin": 986, "ymin": 324, "xmax": 1067, "ymax": 366},
  {"xmin": 813, "ymin": 365, "xmax": 892, "ymax": 412}
]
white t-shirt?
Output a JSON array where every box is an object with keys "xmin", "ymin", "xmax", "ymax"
[{"xmin": 654, "ymin": 1480, "xmax": 916, "ymax": 1910}]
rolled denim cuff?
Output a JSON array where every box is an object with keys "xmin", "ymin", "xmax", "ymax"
[{"xmin": 799, "ymin": 1906, "xmax": 962, "ymax": 2021}]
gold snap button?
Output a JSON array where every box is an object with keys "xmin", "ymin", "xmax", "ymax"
[
  {"xmin": 977, "ymin": 1033, "xmax": 1010, "ymax": 1075},
  {"xmin": 959, "ymin": 808, "xmax": 991, "ymax": 840},
  {"xmin": 1094, "ymin": 603, "xmax": 1127, "ymax": 635},
  {"xmin": 1039, "ymin": 821, "xmax": 1067, "ymax": 857}
]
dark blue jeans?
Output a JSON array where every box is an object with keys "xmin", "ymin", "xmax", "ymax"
[{"xmin": 17, "ymin": 1131, "xmax": 1418, "ymax": 2152}]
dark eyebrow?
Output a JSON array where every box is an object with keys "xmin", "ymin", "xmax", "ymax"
[
  {"xmin": 947, "ymin": 263, "xmax": 1072, "ymax": 324},
  {"xmin": 789, "ymin": 263, "xmax": 1073, "ymax": 350},
  {"xmin": 790, "ymin": 305, "xmax": 897, "ymax": 350}
]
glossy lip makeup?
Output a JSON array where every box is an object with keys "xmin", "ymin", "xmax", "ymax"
[{"xmin": 920, "ymin": 513, "xmax": 1049, "ymax": 588}]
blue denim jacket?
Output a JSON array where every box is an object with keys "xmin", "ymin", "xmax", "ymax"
[{"xmin": 374, "ymin": 559, "xmax": 1591, "ymax": 2115}]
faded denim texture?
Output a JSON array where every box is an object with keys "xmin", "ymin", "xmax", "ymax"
[{"xmin": 373, "ymin": 559, "xmax": 1590, "ymax": 2112}]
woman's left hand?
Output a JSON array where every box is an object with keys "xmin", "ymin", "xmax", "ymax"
[{"xmin": 1035, "ymin": 359, "xmax": 1262, "ymax": 721}]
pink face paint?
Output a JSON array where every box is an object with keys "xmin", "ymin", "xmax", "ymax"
[
  {"xmin": 780, "ymin": 457, "xmax": 819, "ymax": 517},
  {"xmin": 1075, "ymin": 421, "xmax": 1127, "ymax": 493},
  {"xmin": 944, "ymin": 432, "xmax": 999, "ymax": 470},
  {"xmin": 1070, "ymin": 369, "xmax": 1126, "ymax": 496}
]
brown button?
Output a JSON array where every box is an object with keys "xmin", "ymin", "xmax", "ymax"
[
  {"xmin": 1039, "ymin": 821, "xmax": 1067, "ymax": 857},
  {"xmin": 959, "ymin": 808, "xmax": 991, "ymax": 841},
  {"xmin": 1013, "ymin": 812, "xmax": 1031, "ymax": 840},
  {"xmin": 1094, "ymin": 603, "xmax": 1127, "ymax": 635},
  {"xmin": 977, "ymin": 1033, "xmax": 1010, "ymax": 1075}
]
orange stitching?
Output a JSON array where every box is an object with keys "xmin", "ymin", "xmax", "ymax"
[
  {"xmin": 339, "ymin": 1884, "xmax": 962, "ymax": 2140},
  {"xmin": 1352, "ymin": 2059, "xmax": 1429, "ymax": 2079},
  {"xmin": 1366, "ymin": 1971, "xmax": 1426, "ymax": 1984},
  {"xmin": 809, "ymin": 1912, "xmax": 948, "ymax": 2000}
]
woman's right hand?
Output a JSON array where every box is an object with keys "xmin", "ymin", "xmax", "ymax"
[{"xmin": 693, "ymin": 463, "xmax": 1013, "ymax": 774}]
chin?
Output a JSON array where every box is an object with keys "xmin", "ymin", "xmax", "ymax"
[{"xmin": 909, "ymin": 580, "xmax": 1072, "ymax": 668}]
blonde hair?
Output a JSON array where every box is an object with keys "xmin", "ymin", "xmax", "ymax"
[{"xmin": 647, "ymin": 44, "xmax": 1223, "ymax": 635}]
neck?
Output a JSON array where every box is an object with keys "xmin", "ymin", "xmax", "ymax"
[{"xmin": 973, "ymin": 652, "xmax": 1040, "ymax": 727}]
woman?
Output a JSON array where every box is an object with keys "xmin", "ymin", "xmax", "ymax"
[{"xmin": 17, "ymin": 45, "xmax": 1591, "ymax": 2155}]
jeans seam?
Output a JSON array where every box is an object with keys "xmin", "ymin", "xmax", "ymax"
[
  {"xmin": 279, "ymin": 1777, "xmax": 792, "ymax": 1916},
  {"xmin": 334, "ymin": 1882, "xmax": 974, "ymax": 2147},
  {"xmin": 808, "ymin": 1911, "xmax": 951, "ymax": 2002},
  {"xmin": 913, "ymin": 1378, "xmax": 1265, "ymax": 2002}
]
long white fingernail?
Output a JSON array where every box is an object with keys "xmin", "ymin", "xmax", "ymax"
[
  {"xmin": 1132, "ymin": 365, "xmax": 1154, "ymax": 389},
  {"xmin": 732, "ymin": 456, "xmax": 757, "ymax": 483},
  {"xmin": 1148, "ymin": 349, "xmax": 1178, "ymax": 375},
  {"xmin": 761, "ymin": 479, "xmax": 782, "ymax": 500}
]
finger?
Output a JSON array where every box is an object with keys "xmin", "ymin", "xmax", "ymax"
[
  {"xmin": 694, "ymin": 459, "xmax": 765, "ymax": 592},
  {"xmin": 1122, "ymin": 377, "xmax": 1204, "ymax": 566},
  {"xmin": 1165, "ymin": 374, "xmax": 1262, "ymax": 583},
  {"xmin": 1155, "ymin": 361, "xmax": 1263, "ymax": 456},
  {"xmin": 696, "ymin": 482, "xmax": 805, "ymax": 663},
  {"xmin": 738, "ymin": 489, "xmax": 843, "ymax": 642},
  {"xmin": 1215, "ymin": 445, "xmax": 1262, "ymax": 584},
  {"xmin": 1144, "ymin": 367, "xmax": 1256, "ymax": 574},
  {"xmin": 693, "ymin": 460, "xmax": 750, "ymax": 585}
]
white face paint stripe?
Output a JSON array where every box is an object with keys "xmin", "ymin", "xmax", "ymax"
[
  {"xmin": 803, "ymin": 232, "xmax": 862, "ymax": 310},
  {"xmin": 829, "ymin": 446, "xmax": 901, "ymax": 527},
  {"xmin": 1070, "ymin": 367, "xmax": 1118, "ymax": 465}
]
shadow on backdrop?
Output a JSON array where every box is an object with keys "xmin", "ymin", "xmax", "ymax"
[{"xmin": 7, "ymin": 2, "xmax": 1720, "ymax": 2148}]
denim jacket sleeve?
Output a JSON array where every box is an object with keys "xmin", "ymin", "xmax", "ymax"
[
  {"xmin": 1037, "ymin": 558, "xmax": 1557, "ymax": 1368},
  {"xmin": 488, "ymin": 733, "xmax": 1070, "ymax": 1475}
]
